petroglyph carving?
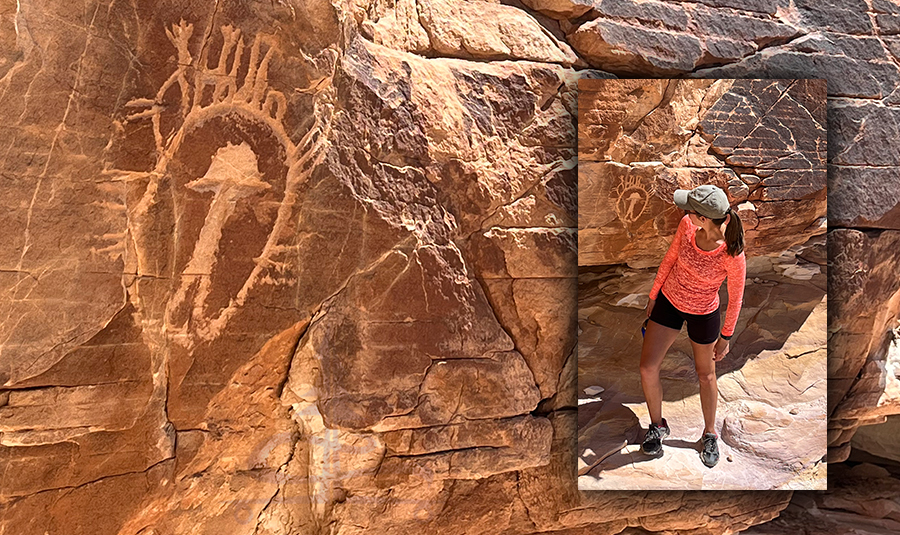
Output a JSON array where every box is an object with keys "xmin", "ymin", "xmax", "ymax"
[
  {"xmin": 612, "ymin": 174, "xmax": 653, "ymax": 226},
  {"xmin": 124, "ymin": 22, "xmax": 334, "ymax": 346},
  {"xmin": 125, "ymin": 22, "xmax": 294, "ymax": 153},
  {"xmin": 168, "ymin": 142, "xmax": 270, "ymax": 328}
]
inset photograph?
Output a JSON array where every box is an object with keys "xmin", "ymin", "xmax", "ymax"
[{"xmin": 577, "ymin": 79, "xmax": 827, "ymax": 490}]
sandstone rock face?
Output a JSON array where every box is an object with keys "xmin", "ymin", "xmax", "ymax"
[
  {"xmin": 827, "ymin": 228, "xmax": 900, "ymax": 460},
  {"xmin": 851, "ymin": 415, "xmax": 900, "ymax": 464},
  {"xmin": 742, "ymin": 463, "xmax": 900, "ymax": 535},
  {"xmin": 567, "ymin": 1, "xmax": 800, "ymax": 75},
  {"xmin": 363, "ymin": 0, "xmax": 582, "ymax": 66},
  {"xmin": 0, "ymin": 0, "xmax": 587, "ymax": 529},
  {"xmin": 578, "ymin": 78, "xmax": 826, "ymax": 267},
  {"xmin": 0, "ymin": 0, "xmax": 896, "ymax": 534}
]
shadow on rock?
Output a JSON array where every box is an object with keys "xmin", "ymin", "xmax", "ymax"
[{"xmin": 577, "ymin": 401, "xmax": 640, "ymax": 476}]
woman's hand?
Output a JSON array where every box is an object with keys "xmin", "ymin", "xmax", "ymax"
[
  {"xmin": 713, "ymin": 337, "xmax": 729, "ymax": 361},
  {"xmin": 646, "ymin": 298, "xmax": 656, "ymax": 318}
]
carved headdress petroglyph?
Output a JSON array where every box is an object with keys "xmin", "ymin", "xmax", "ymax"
[
  {"xmin": 612, "ymin": 174, "xmax": 655, "ymax": 229},
  {"xmin": 124, "ymin": 22, "xmax": 335, "ymax": 347}
]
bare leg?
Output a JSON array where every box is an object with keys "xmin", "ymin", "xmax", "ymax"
[
  {"xmin": 639, "ymin": 320, "xmax": 680, "ymax": 425},
  {"xmin": 691, "ymin": 340, "xmax": 718, "ymax": 435}
]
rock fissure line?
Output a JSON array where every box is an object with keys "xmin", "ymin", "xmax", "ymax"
[{"xmin": 0, "ymin": 455, "xmax": 172, "ymax": 506}]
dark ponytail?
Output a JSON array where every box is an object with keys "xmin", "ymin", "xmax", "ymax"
[{"xmin": 713, "ymin": 208, "xmax": 744, "ymax": 256}]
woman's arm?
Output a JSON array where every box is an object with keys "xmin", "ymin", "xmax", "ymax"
[
  {"xmin": 649, "ymin": 215, "xmax": 689, "ymax": 300},
  {"xmin": 721, "ymin": 252, "xmax": 747, "ymax": 337}
]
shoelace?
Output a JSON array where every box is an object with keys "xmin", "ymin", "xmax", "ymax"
[{"xmin": 702, "ymin": 436, "xmax": 717, "ymax": 453}]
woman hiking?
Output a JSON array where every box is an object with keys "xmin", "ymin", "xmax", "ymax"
[{"xmin": 639, "ymin": 185, "xmax": 746, "ymax": 468}]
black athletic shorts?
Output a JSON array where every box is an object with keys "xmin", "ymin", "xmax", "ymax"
[{"xmin": 648, "ymin": 291, "xmax": 720, "ymax": 345}]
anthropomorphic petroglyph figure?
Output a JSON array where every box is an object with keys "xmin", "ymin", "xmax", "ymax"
[
  {"xmin": 123, "ymin": 22, "xmax": 334, "ymax": 347},
  {"xmin": 613, "ymin": 176, "xmax": 653, "ymax": 228},
  {"xmin": 167, "ymin": 142, "xmax": 270, "ymax": 328},
  {"xmin": 105, "ymin": 21, "xmax": 352, "ymax": 535},
  {"xmin": 625, "ymin": 190, "xmax": 644, "ymax": 221}
]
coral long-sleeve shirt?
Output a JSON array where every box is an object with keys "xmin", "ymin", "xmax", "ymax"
[{"xmin": 649, "ymin": 215, "xmax": 746, "ymax": 337}]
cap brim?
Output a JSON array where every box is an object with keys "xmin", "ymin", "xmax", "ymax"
[{"xmin": 673, "ymin": 189, "xmax": 691, "ymax": 210}]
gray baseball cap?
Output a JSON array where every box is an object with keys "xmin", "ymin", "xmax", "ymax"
[{"xmin": 673, "ymin": 185, "xmax": 730, "ymax": 219}]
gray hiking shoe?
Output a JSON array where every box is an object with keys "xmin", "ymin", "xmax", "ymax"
[
  {"xmin": 641, "ymin": 418, "xmax": 670, "ymax": 456},
  {"xmin": 701, "ymin": 432, "xmax": 719, "ymax": 467}
]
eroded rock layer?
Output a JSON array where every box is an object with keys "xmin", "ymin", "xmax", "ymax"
[
  {"xmin": 741, "ymin": 462, "xmax": 900, "ymax": 535},
  {"xmin": 0, "ymin": 0, "xmax": 898, "ymax": 533}
]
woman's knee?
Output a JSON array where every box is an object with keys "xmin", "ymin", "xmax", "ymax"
[
  {"xmin": 697, "ymin": 370, "xmax": 717, "ymax": 385},
  {"xmin": 640, "ymin": 358, "xmax": 661, "ymax": 378}
]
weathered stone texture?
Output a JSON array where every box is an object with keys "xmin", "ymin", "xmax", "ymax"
[
  {"xmin": 742, "ymin": 463, "xmax": 900, "ymax": 535},
  {"xmin": 827, "ymin": 228, "xmax": 900, "ymax": 458},
  {"xmin": 4, "ymin": 0, "xmax": 583, "ymax": 533},
  {"xmin": 364, "ymin": 0, "xmax": 582, "ymax": 66},
  {"xmin": 578, "ymin": 78, "xmax": 826, "ymax": 267},
  {"xmin": 0, "ymin": 0, "xmax": 898, "ymax": 533},
  {"xmin": 567, "ymin": 1, "xmax": 800, "ymax": 75},
  {"xmin": 851, "ymin": 414, "xmax": 900, "ymax": 463}
]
